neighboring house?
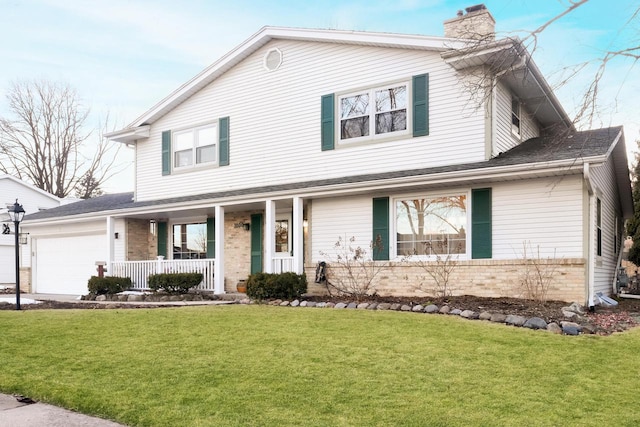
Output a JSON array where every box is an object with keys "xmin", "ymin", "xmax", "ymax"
[
  {"xmin": 22, "ymin": 5, "xmax": 632, "ymax": 305},
  {"xmin": 0, "ymin": 175, "xmax": 61, "ymax": 288}
]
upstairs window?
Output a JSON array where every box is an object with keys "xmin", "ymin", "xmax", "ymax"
[
  {"xmin": 173, "ymin": 124, "xmax": 217, "ymax": 169},
  {"xmin": 339, "ymin": 83, "xmax": 408, "ymax": 142},
  {"xmin": 511, "ymin": 96, "xmax": 521, "ymax": 137}
]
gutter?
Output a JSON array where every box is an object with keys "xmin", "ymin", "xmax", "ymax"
[{"xmin": 583, "ymin": 162, "xmax": 595, "ymax": 308}]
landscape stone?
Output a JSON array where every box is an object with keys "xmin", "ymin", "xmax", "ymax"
[
  {"xmin": 460, "ymin": 310, "xmax": 479, "ymax": 319},
  {"xmin": 315, "ymin": 302, "xmax": 325, "ymax": 308},
  {"xmin": 505, "ymin": 315, "xmax": 527, "ymax": 326},
  {"xmin": 367, "ymin": 303, "xmax": 378, "ymax": 310},
  {"xmin": 128, "ymin": 294, "xmax": 144, "ymax": 302},
  {"xmin": 291, "ymin": 300, "xmax": 300, "ymax": 307},
  {"xmin": 580, "ymin": 325, "xmax": 595, "ymax": 334},
  {"xmin": 412, "ymin": 305, "xmax": 424, "ymax": 312},
  {"xmin": 546, "ymin": 322, "xmax": 562, "ymax": 334},
  {"xmin": 325, "ymin": 302, "xmax": 335, "ymax": 308},
  {"xmin": 560, "ymin": 321, "xmax": 581, "ymax": 330},
  {"xmin": 118, "ymin": 295, "xmax": 129, "ymax": 301},
  {"xmin": 95, "ymin": 295, "xmax": 107, "ymax": 301},
  {"xmin": 347, "ymin": 302, "xmax": 357, "ymax": 309},
  {"xmin": 438, "ymin": 305, "xmax": 450, "ymax": 314},
  {"xmin": 300, "ymin": 301, "xmax": 308, "ymax": 307},
  {"xmin": 562, "ymin": 310, "xmax": 578, "ymax": 319},
  {"xmin": 569, "ymin": 302, "xmax": 584, "ymax": 314},
  {"xmin": 271, "ymin": 299, "xmax": 282, "ymax": 305},
  {"xmin": 390, "ymin": 303, "xmax": 402, "ymax": 311},
  {"xmin": 377, "ymin": 303, "xmax": 391, "ymax": 310},
  {"xmin": 523, "ymin": 317, "xmax": 547, "ymax": 330},
  {"xmin": 280, "ymin": 301, "xmax": 290, "ymax": 306},
  {"xmin": 357, "ymin": 303, "xmax": 369, "ymax": 309},
  {"xmin": 169, "ymin": 295, "xmax": 182, "ymax": 301},
  {"xmin": 450, "ymin": 308, "xmax": 462, "ymax": 315},
  {"xmin": 400, "ymin": 305, "xmax": 412, "ymax": 311},
  {"xmin": 563, "ymin": 325, "xmax": 580, "ymax": 335},
  {"xmin": 306, "ymin": 301, "xmax": 317, "ymax": 307},
  {"xmin": 479, "ymin": 311, "xmax": 492, "ymax": 321},
  {"xmin": 425, "ymin": 304, "xmax": 439, "ymax": 313},
  {"xmin": 334, "ymin": 302, "xmax": 347, "ymax": 309}
]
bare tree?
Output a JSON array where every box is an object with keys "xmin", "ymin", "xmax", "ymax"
[{"xmin": 0, "ymin": 80, "xmax": 123, "ymax": 198}]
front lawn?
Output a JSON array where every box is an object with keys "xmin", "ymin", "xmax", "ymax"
[{"xmin": 1, "ymin": 305, "xmax": 639, "ymax": 426}]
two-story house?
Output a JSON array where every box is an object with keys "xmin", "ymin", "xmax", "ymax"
[{"xmin": 22, "ymin": 5, "xmax": 632, "ymax": 306}]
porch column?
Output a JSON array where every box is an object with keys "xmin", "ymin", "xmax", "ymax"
[
  {"xmin": 214, "ymin": 205, "xmax": 225, "ymax": 294},
  {"xmin": 106, "ymin": 216, "xmax": 114, "ymax": 275},
  {"xmin": 292, "ymin": 196, "xmax": 304, "ymax": 274},
  {"xmin": 265, "ymin": 199, "xmax": 276, "ymax": 273}
]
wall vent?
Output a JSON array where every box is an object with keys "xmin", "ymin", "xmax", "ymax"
[{"xmin": 263, "ymin": 48, "xmax": 283, "ymax": 72}]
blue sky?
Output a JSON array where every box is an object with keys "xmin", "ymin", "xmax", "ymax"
[{"xmin": 1, "ymin": 0, "xmax": 638, "ymax": 192}]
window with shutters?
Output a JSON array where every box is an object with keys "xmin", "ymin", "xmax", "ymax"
[
  {"xmin": 173, "ymin": 123, "xmax": 217, "ymax": 170},
  {"xmin": 395, "ymin": 193, "xmax": 468, "ymax": 258},
  {"xmin": 338, "ymin": 81, "xmax": 409, "ymax": 143}
]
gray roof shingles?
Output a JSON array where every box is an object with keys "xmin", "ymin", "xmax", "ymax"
[{"xmin": 24, "ymin": 127, "xmax": 622, "ymax": 222}]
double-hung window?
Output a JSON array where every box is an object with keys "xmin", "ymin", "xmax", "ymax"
[
  {"xmin": 511, "ymin": 96, "xmax": 521, "ymax": 137},
  {"xmin": 173, "ymin": 124, "xmax": 217, "ymax": 169},
  {"xmin": 339, "ymin": 83, "xmax": 409, "ymax": 143},
  {"xmin": 395, "ymin": 194, "xmax": 467, "ymax": 257},
  {"xmin": 172, "ymin": 223, "xmax": 207, "ymax": 259}
]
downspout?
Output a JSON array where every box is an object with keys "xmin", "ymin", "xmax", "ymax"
[{"xmin": 583, "ymin": 163, "xmax": 595, "ymax": 308}]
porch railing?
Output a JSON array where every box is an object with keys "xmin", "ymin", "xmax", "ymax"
[
  {"xmin": 272, "ymin": 257, "xmax": 295, "ymax": 274},
  {"xmin": 111, "ymin": 258, "xmax": 215, "ymax": 291}
]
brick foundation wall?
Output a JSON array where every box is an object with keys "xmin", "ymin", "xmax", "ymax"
[
  {"xmin": 223, "ymin": 212, "xmax": 256, "ymax": 292},
  {"xmin": 305, "ymin": 258, "xmax": 587, "ymax": 303},
  {"xmin": 19, "ymin": 267, "xmax": 31, "ymax": 293}
]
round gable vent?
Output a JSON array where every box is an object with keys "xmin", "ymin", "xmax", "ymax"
[{"xmin": 263, "ymin": 48, "xmax": 283, "ymax": 72}]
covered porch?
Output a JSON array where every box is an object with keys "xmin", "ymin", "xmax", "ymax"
[{"xmin": 106, "ymin": 197, "xmax": 307, "ymax": 294}]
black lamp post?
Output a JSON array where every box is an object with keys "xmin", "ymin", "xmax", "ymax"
[{"xmin": 8, "ymin": 199, "xmax": 25, "ymax": 310}]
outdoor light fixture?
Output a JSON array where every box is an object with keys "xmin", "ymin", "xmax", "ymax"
[
  {"xmin": 7, "ymin": 199, "xmax": 25, "ymax": 310},
  {"xmin": 243, "ymin": 223, "xmax": 251, "ymax": 231}
]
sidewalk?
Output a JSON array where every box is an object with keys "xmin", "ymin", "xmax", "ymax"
[{"xmin": 0, "ymin": 393, "xmax": 126, "ymax": 426}]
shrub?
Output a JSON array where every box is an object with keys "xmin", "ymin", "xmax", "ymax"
[
  {"xmin": 87, "ymin": 276, "xmax": 132, "ymax": 295},
  {"xmin": 147, "ymin": 273, "xmax": 203, "ymax": 294},
  {"xmin": 246, "ymin": 272, "xmax": 307, "ymax": 300}
]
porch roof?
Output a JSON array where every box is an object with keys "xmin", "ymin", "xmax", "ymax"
[{"xmin": 24, "ymin": 126, "xmax": 631, "ymax": 222}]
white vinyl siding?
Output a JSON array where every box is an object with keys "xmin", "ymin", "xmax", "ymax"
[
  {"xmin": 310, "ymin": 195, "xmax": 372, "ymax": 262},
  {"xmin": 590, "ymin": 158, "xmax": 620, "ymax": 296},
  {"xmin": 493, "ymin": 82, "xmax": 540, "ymax": 156},
  {"xmin": 135, "ymin": 40, "xmax": 486, "ymax": 201},
  {"xmin": 492, "ymin": 176, "xmax": 584, "ymax": 259},
  {"xmin": 309, "ymin": 177, "xmax": 584, "ymax": 265}
]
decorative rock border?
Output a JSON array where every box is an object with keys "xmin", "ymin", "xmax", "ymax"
[{"xmin": 261, "ymin": 298, "xmax": 596, "ymax": 336}]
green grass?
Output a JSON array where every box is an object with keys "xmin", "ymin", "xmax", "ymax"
[{"xmin": 1, "ymin": 305, "xmax": 639, "ymax": 426}]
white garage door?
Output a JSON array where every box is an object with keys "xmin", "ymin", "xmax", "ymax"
[{"xmin": 35, "ymin": 234, "xmax": 106, "ymax": 294}]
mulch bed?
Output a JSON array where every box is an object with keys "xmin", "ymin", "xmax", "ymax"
[{"xmin": 2, "ymin": 288, "xmax": 639, "ymax": 335}]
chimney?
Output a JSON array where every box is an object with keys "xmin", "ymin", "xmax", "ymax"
[{"xmin": 443, "ymin": 4, "xmax": 495, "ymax": 40}]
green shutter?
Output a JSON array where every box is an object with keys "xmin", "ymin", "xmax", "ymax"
[
  {"xmin": 412, "ymin": 74, "xmax": 429, "ymax": 137},
  {"xmin": 206, "ymin": 217, "xmax": 215, "ymax": 258},
  {"xmin": 250, "ymin": 214, "xmax": 263, "ymax": 274},
  {"xmin": 161, "ymin": 131, "xmax": 171, "ymax": 175},
  {"xmin": 157, "ymin": 221, "xmax": 168, "ymax": 257},
  {"xmin": 219, "ymin": 116, "xmax": 229, "ymax": 166},
  {"xmin": 321, "ymin": 93, "xmax": 335, "ymax": 151},
  {"xmin": 471, "ymin": 188, "xmax": 492, "ymax": 259},
  {"xmin": 372, "ymin": 197, "xmax": 390, "ymax": 260}
]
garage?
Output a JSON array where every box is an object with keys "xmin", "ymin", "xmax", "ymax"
[
  {"xmin": 34, "ymin": 234, "xmax": 106, "ymax": 295},
  {"xmin": 0, "ymin": 245, "xmax": 16, "ymax": 285}
]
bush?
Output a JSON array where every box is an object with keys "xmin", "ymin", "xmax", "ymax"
[
  {"xmin": 87, "ymin": 276, "xmax": 132, "ymax": 295},
  {"xmin": 246, "ymin": 272, "xmax": 307, "ymax": 300},
  {"xmin": 147, "ymin": 273, "xmax": 203, "ymax": 294}
]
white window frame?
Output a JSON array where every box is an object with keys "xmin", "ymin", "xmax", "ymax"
[
  {"xmin": 392, "ymin": 190, "xmax": 471, "ymax": 260},
  {"xmin": 338, "ymin": 80, "xmax": 411, "ymax": 145},
  {"xmin": 173, "ymin": 123, "xmax": 217, "ymax": 171},
  {"xmin": 170, "ymin": 220, "xmax": 208, "ymax": 260}
]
